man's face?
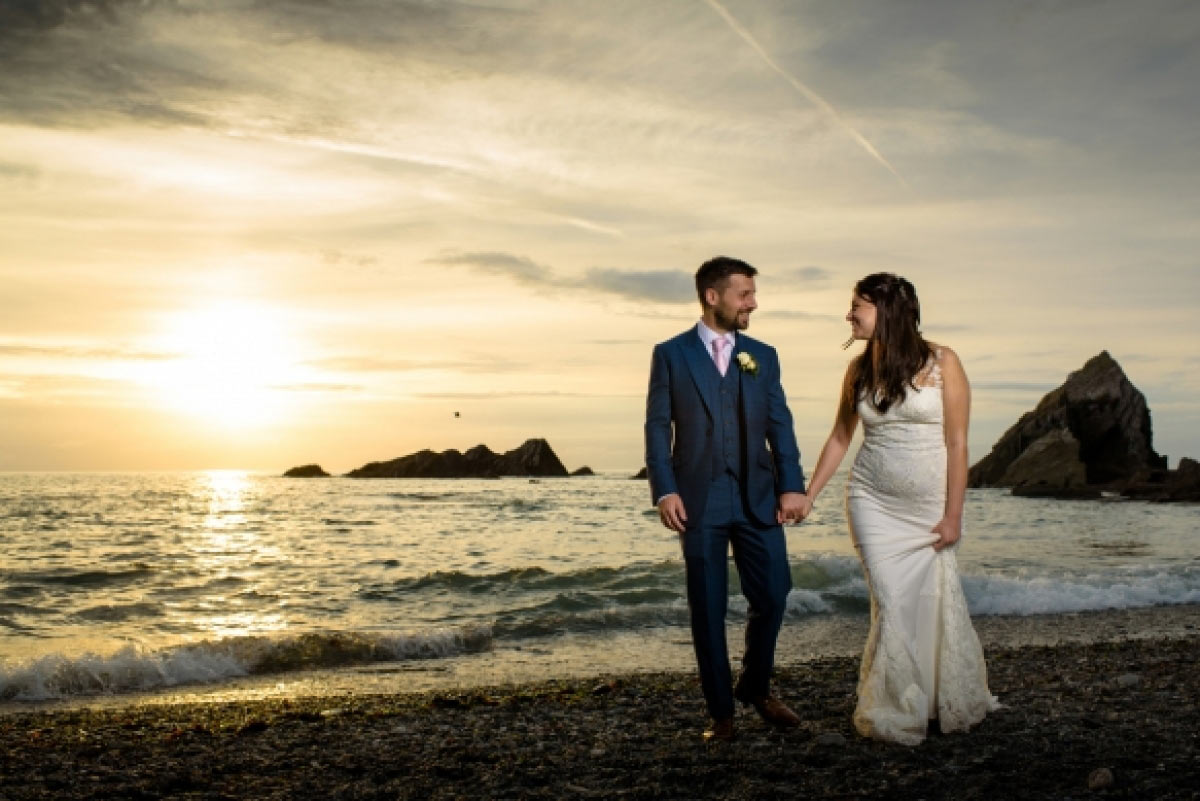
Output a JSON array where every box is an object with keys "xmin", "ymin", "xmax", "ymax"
[{"xmin": 708, "ymin": 273, "xmax": 757, "ymax": 332}]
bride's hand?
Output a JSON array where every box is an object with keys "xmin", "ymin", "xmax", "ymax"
[{"xmin": 931, "ymin": 517, "xmax": 961, "ymax": 551}]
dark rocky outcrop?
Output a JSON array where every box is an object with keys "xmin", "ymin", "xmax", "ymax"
[
  {"xmin": 570, "ymin": 466, "xmax": 595, "ymax": 476},
  {"xmin": 631, "ymin": 467, "xmax": 647, "ymax": 480},
  {"xmin": 969, "ymin": 351, "xmax": 1200, "ymax": 501},
  {"xmin": 1002, "ymin": 429, "xmax": 1099, "ymax": 499},
  {"xmin": 346, "ymin": 438, "xmax": 568, "ymax": 479},
  {"xmin": 283, "ymin": 464, "xmax": 330, "ymax": 478},
  {"xmin": 1120, "ymin": 457, "xmax": 1200, "ymax": 502},
  {"xmin": 969, "ymin": 352, "xmax": 1166, "ymax": 496}
]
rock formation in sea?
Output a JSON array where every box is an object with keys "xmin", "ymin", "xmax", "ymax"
[
  {"xmin": 969, "ymin": 351, "xmax": 1199, "ymax": 500},
  {"xmin": 345, "ymin": 438, "xmax": 569, "ymax": 478},
  {"xmin": 570, "ymin": 466, "xmax": 595, "ymax": 476},
  {"xmin": 631, "ymin": 467, "xmax": 648, "ymax": 480},
  {"xmin": 283, "ymin": 464, "xmax": 330, "ymax": 477}
]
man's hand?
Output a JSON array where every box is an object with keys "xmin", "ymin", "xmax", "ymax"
[
  {"xmin": 657, "ymin": 493, "xmax": 688, "ymax": 533},
  {"xmin": 777, "ymin": 492, "xmax": 810, "ymax": 525}
]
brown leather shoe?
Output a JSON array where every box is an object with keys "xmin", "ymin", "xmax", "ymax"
[
  {"xmin": 735, "ymin": 686, "xmax": 801, "ymax": 729},
  {"xmin": 702, "ymin": 717, "xmax": 735, "ymax": 742}
]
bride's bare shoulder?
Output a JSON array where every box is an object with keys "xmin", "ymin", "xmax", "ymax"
[{"xmin": 927, "ymin": 342, "xmax": 961, "ymax": 364}]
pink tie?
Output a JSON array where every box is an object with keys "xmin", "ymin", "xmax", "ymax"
[{"xmin": 712, "ymin": 337, "xmax": 729, "ymax": 376}]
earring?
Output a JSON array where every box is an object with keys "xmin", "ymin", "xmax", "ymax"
[{"xmin": 841, "ymin": 335, "xmax": 855, "ymax": 349}]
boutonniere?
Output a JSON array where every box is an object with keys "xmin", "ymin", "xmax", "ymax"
[{"xmin": 736, "ymin": 351, "xmax": 758, "ymax": 377}]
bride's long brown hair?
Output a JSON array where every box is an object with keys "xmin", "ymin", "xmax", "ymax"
[{"xmin": 851, "ymin": 273, "xmax": 932, "ymax": 414}]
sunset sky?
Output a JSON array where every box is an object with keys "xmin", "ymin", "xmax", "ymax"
[{"xmin": 2, "ymin": 0, "xmax": 1198, "ymax": 473}]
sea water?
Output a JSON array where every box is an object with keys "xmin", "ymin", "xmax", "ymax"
[{"xmin": 1, "ymin": 471, "xmax": 1196, "ymax": 705}]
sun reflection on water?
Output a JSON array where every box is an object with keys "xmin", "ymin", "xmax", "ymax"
[{"xmin": 184, "ymin": 470, "xmax": 288, "ymax": 639}]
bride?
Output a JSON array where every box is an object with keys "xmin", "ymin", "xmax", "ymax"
[{"xmin": 797, "ymin": 273, "xmax": 998, "ymax": 745}]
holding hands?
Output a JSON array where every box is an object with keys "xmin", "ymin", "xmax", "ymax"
[{"xmin": 777, "ymin": 492, "xmax": 812, "ymax": 525}]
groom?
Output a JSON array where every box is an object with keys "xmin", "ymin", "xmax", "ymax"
[{"xmin": 644, "ymin": 256, "xmax": 807, "ymax": 741}]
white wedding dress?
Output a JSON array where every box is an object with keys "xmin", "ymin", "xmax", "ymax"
[{"xmin": 846, "ymin": 353, "xmax": 998, "ymax": 745}]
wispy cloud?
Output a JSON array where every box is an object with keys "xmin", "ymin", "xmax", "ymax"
[
  {"xmin": 417, "ymin": 390, "xmax": 642, "ymax": 400},
  {"xmin": 310, "ymin": 355, "xmax": 526, "ymax": 375},
  {"xmin": 431, "ymin": 251, "xmax": 694, "ymax": 304},
  {"xmin": 972, "ymin": 380, "xmax": 1058, "ymax": 393},
  {"xmin": 0, "ymin": 343, "xmax": 175, "ymax": 361},
  {"xmin": 760, "ymin": 309, "xmax": 841, "ymax": 323},
  {"xmin": 783, "ymin": 266, "xmax": 835, "ymax": 285},
  {"xmin": 700, "ymin": 0, "xmax": 907, "ymax": 187}
]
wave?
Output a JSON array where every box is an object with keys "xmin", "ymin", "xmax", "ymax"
[
  {"xmin": 0, "ymin": 626, "xmax": 493, "ymax": 702},
  {"xmin": 964, "ymin": 567, "xmax": 1200, "ymax": 615},
  {"xmin": 3, "ymin": 566, "xmax": 156, "ymax": 588}
]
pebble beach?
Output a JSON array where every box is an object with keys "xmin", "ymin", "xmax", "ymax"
[{"xmin": 2, "ymin": 606, "xmax": 1197, "ymax": 801}]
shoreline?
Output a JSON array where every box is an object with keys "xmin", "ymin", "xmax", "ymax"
[
  {"xmin": 3, "ymin": 603, "xmax": 1197, "ymax": 715},
  {"xmin": 2, "ymin": 608, "xmax": 1197, "ymax": 799}
]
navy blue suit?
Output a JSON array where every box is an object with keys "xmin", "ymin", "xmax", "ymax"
[{"xmin": 644, "ymin": 326, "xmax": 805, "ymax": 718}]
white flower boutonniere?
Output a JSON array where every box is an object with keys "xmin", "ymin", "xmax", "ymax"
[{"xmin": 736, "ymin": 352, "xmax": 758, "ymax": 377}]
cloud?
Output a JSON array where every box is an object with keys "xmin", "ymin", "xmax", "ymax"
[
  {"xmin": 580, "ymin": 267, "xmax": 692, "ymax": 303},
  {"xmin": 416, "ymin": 390, "xmax": 641, "ymax": 400},
  {"xmin": 431, "ymin": 251, "xmax": 695, "ymax": 305},
  {"xmin": 433, "ymin": 251, "xmax": 557, "ymax": 288},
  {"xmin": 0, "ymin": 0, "xmax": 131, "ymax": 37},
  {"xmin": 268, "ymin": 381, "xmax": 363, "ymax": 394},
  {"xmin": 0, "ymin": 342, "xmax": 175, "ymax": 361},
  {"xmin": 309, "ymin": 354, "xmax": 526, "ymax": 375},
  {"xmin": 760, "ymin": 309, "xmax": 841, "ymax": 323},
  {"xmin": 781, "ymin": 266, "xmax": 834, "ymax": 285},
  {"xmin": 972, "ymin": 380, "xmax": 1058, "ymax": 393}
]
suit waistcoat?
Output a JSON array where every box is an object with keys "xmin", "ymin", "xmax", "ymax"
[{"xmin": 711, "ymin": 362, "xmax": 744, "ymax": 480}]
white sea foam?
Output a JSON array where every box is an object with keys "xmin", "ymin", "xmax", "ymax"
[
  {"xmin": 963, "ymin": 568, "xmax": 1200, "ymax": 616},
  {"xmin": 0, "ymin": 626, "xmax": 494, "ymax": 701}
]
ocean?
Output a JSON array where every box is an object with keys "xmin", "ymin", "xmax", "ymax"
[{"xmin": 1, "ymin": 471, "xmax": 1197, "ymax": 707}]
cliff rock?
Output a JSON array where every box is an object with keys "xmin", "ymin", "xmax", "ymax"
[{"xmin": 346, "ymin": 438, "xmax": 568, "ymax": 478}]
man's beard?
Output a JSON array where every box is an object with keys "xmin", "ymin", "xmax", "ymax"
[{"xmin": 714, "ymin": 307, "xmax": 749, "ymax": 331}]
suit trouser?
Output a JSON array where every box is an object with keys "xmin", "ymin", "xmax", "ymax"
[{"xmin": 683, "ymin": 472, "xmax": 792, "ymax": 719}]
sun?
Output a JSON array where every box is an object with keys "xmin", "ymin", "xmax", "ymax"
[{"xmin": 146, "ymin": 301, "xmax": 304, "ymax": 429}]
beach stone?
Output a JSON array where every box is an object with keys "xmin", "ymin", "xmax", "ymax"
[
  {"xmin": 969, "ymin": 351, "xmax": 1166, "ymax": 489},
  {"xmin": 813, "ymin": 732, "xmax": 847, "ymax": 747},
  {"xmin": 1087, "ymin": 767, "xmax": 1115, "ymax": 790},
  {"xmin": 1116, "ymin": 673, "xmax": 1141, "ymax": 688}
]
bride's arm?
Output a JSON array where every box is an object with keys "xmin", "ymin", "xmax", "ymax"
[
  {"xmin": 934, "ymin": 347, "xmax": 970, "ymax": 550},
  {"xmin": 797, "ymin": 364, "xmax": 860, "ymax": 518}
]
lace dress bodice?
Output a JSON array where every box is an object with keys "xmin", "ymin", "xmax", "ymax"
[{"xmin": 849, "ymin": 355, "xmax": 946, "ymax": 503}]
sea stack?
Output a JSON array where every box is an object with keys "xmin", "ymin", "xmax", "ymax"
[{"xmin": 968, "ymin": 351, "xmax": 1175, "ymax": 498}]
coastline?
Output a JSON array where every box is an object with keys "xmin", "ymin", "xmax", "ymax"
[{"xmin": 2, "ymin": 605, "xmax": 1197, "ymax": 800}]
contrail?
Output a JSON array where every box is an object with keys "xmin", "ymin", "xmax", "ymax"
[{"xmin": 701, "ymin": 0, "xmax": 907, "ymax": 187}]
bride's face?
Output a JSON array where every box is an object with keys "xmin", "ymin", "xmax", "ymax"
[{"xmin": 846, "ymin": 294, "xmax": 877, "ymax": 340}]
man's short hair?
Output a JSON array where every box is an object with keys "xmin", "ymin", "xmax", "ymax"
[{"xmin": 695, "ymin": 256, "xmax": 757, "ymax": 306}]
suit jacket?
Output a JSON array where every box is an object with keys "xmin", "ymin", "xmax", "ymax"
[{"xmin": 644, "ymin": 326, "xmax": 805, "ymax": 529}]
